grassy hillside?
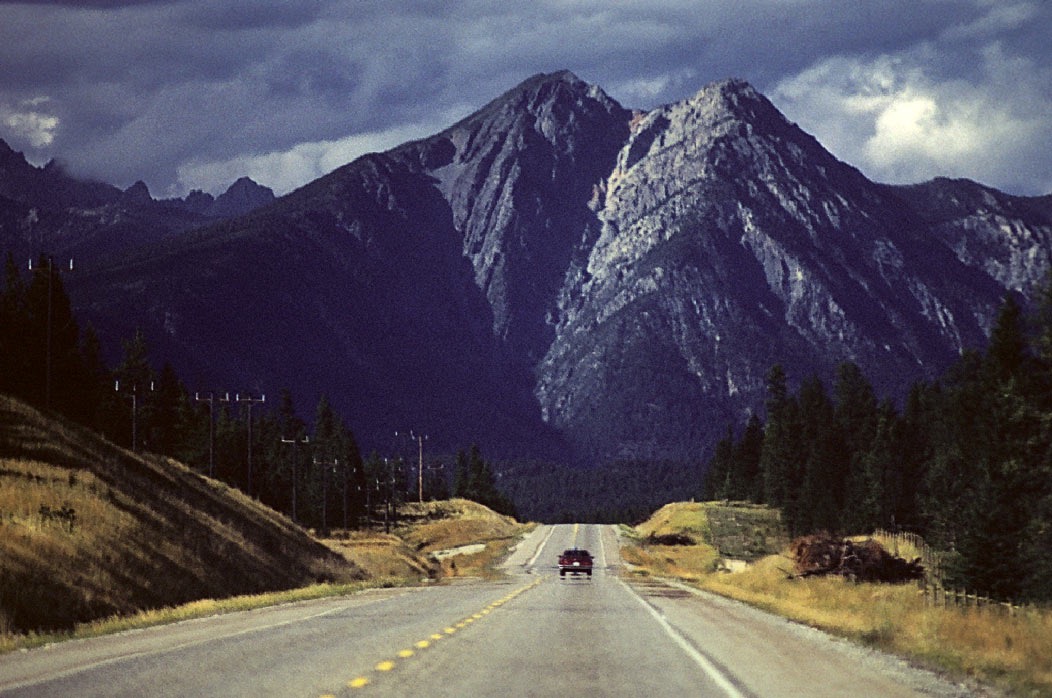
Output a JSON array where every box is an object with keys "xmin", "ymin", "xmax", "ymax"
[
  {"xmin": 323, "ymin": 499, "xmax": 532, "ymax": 580},
  {"xmin": 0, "ymin": 394, "xmax": 363, "ymax": 635},
  {"xmin": 632, "ymin": 500, "xmax": 788, "ymax": 562},
  {"xmin": 625, "ymin": 501, "xmax": 1052, "ymax": 696}
]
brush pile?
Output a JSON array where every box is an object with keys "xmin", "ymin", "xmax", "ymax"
[
  {"xmin": 790, "ymin": 533, "xmax": 924, "ymax": 583},
  {"xmin": 645, "ymin": 532, "xmax": 696, "ymax": 546}
]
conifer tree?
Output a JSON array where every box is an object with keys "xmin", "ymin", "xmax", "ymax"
[
  {"xmin": 0, "ymin": 252, "xmax": 30, "ymax": 400},
  {"xmin": 733, "ymin": 413, "xmax": 765, "ymax": 502},
  {"xmin": 1022, "ymin": 273, "xmax": 1052, "ymax": 599},
  {"xmin": 111, "ymin": 329, "xmax": 156, "ymax": 451},
  {"xmin": 796, "ymin": 375, "xmax": 843, "ymax": 534},
  {"xmin": 151, "ymin": 362, "xmax": 189, "ymax": 458},
  {"xmin": 702, "ymin": 426, "xmax": 735, "ymax": 500},
  {"xmin": 25, "ymin": 254, "xmax": 80, "ymax": 413},
  {"xmin": 835, "ymin": 362, "xmax": 880, "ymax": 533},
  {"xmin": 759, "ymin": 365, "xmax": 804, "ymax": 528}
]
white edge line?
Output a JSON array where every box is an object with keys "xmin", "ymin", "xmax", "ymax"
[
  {"xmin": 617, "ymin": 578, "xmax": 747, "ymax": 698},
  {"xmin": 526, "ymin": 525, "xmax": 556, "ymax": 568},
  {"xmin": 597, "ymin": 525, "xmax": 607, "ymax": 568}
]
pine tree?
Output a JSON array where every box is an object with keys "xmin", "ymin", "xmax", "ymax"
[
  {"xmin": 0, "ymin": 252, "xmax": 30, "ymax": 400},
  {"xmin": 702, "ymin": 426, "xmax": 735, "ymax": 500},
  {"xmin": 453, "ymin": 449, "xmax": 470, "ymax": 498},
  {"xmin": 73, "ymin": 325, "xmax": 111, "ymax": 431},
  {"xmin": 151, "ymin": 362, "xmax": 188, "ymax": 458},
  {"xmin": 112, "ymin": 329, "xmax": 156, "ymax": 451},
  {"xmin": 274, "ymin": 389, "xmax": 309, "ymax": 522},
  {"xmin": 312, "ymin": 395, "xmax": 339, "ymax": 534},
  {"xmin": 1022, "ymin": 272, "xmax": 1052, "ymax": 599},
  {"xmin": 733, "ymin": 413, "xmax": 765, "ymax": 502},
  {"xmin": 24, "ymin": 254, "xmax": 80, "ymax": 413},
  {"xmin": 796, "ymin": 375, "xmax": 843, "ymax": 534},
  {"xmin": 759, "ymin": 364, "xmax": 809, "ymax": 535},
  {"xmin": 835, "ymin": 362, "xmax": 880, "ymax": 533},
  {"xmin": 760, "ymin": 364, "xmax": 793, "ymax": 506}
]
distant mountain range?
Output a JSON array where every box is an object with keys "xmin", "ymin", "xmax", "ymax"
[
  {"xmin": 2, "ymin": 71, "xmax": 1050, "ymax": 467},
  {"xmin": 0, "ymin": 141, "xmax": 274, "ymax": 261}
]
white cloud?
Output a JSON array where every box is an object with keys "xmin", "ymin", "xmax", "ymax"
[
  {"xmin": 771, "ymin": 43, "xmax": 1052, "ymax": 194},
  {"xmin": 940, "ymin": 0, "xmax": 1039, "ymax": 41},
  {"xmin": 174, "ymin": 118, "xmax": 461, "ymax": 197},
  {"xmin": 1, "ymin": 97, "xmax": 59, "ymax": 148}
]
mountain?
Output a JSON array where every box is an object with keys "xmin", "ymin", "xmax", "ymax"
[
  {"xmin": 0, "ymin": 145, "xmax": 275, "ymax": 264},
  {"xmin": 2, "ymin": 72, "xmax": 1049, "ymax": 467},
  {"xmin": 205, "ymin": 176, "xmax": 277, "ymax": 218}
]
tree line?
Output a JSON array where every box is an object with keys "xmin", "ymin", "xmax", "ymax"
[
  {"xmin": 703, "ymin": 283, "xmax": 1052, "ymax": 603},
  {"xmin": 1, "ymin": 251, "xmax": 514, "ymax": 530}
]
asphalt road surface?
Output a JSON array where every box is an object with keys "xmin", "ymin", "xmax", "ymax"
[{"xmin": 0, "ymin": 524, "xmax": 978, "ymax": 697}]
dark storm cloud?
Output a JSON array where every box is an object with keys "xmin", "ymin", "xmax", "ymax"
[{"xmin": 1, "ymin": 1, "xmax": 1049, "ymax": 197}]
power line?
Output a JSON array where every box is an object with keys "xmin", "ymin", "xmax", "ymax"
[{"xmin": 236, "ymin": 393, "xmax": 265, "ymax": 496}]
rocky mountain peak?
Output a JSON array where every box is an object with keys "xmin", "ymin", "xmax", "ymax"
[
  {"xmin": 208, "ymin": 176, "xmax": 275, "ymax": 218},
  {"xmin": 6, "ymin": 74, "xmax": 1049, "ymax": 469},
  {"xmin": 403, "ymin": 70, "xmax": 632, "ymax": 361},
  {"xmin": 0, "ymin": 138, "xmax": 27, "ymax": 167},
  {"xmin": 122, "ymin": 180, "xmax": 153, "ymax": 204}
]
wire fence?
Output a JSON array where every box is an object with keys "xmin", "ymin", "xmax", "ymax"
[{"xmin": 873, "ymin": 529, "xmax": 1038, "ymax": 616}]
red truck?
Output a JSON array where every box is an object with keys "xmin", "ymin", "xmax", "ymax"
[{"xmin": 558, "ymin": 548, "xmax": 593, "ymax": 578}]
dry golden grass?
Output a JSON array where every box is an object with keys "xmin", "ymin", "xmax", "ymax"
[
  {"xmin": 625, "ymin": 501, "xmax": 1052, "ymax": 697},
  {"xmin": 0, "ymin": 394, "xmax": 362, "ymax": 639},
  {"xmin": 0, "ymin": 396, "xmax": 531, "ymax": 654},
  {"xmin": 635, "ymin": 501, "xmax": 712, "ymax": 539},
  {"xmin": 393, "ymin": 498, "xmax": 534, "ymax": 579},
  {"xmin": 322, "ymin": 531, "xmax": 436, "ymax": 579},
  {"xmin": 620, "ymin": 540, "xmax": 720, "ymax": 582}
]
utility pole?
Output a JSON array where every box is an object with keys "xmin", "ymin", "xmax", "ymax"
[
  {"xmin": 314, "ymin": 456, "xmax": 338, "ymax": 535},
  {"xmin": 280, "ymin": 434, "xmax": 309, "ymax": 523},
  {"xmin": 115, "ymin": 380, "xmax": 153, "ymax": 452},
  {"xmin": 395, "ymin": 430, "xmax": 428, "ymax": 503},
  {"xmin": 195, "ymin": 391, "xmax": 229, "ymax": 478},
  {"xmin": 236, "ymin": 393, "xmax": 265, "ymax": 496},
  {"xmin": 28, "ymin": 255, "xmax": 73, "ymax": 409},
  {"xmin": 415, "ymin": 432, "xmax": 427, "ymax": 503}
]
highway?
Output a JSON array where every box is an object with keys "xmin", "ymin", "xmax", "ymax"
[{"xmin": 0, "ymin": 524, "xmax": 972, "ymax": 697}]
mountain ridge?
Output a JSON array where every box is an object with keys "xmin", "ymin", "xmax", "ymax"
[{"xmin": 2, "ymin": 71, "xmax": 1049, "ymax": 466}]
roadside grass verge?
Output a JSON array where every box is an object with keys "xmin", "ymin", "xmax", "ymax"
[
  {"xmin": 0, "ymin": 396, "xmax": 530, "ymax": 654},
  {"xmin": 624, "ymin": 501, "xmax": 1052, "ymax": 697},
  {"xmin": 0, "ymin": 395, "xmax": 361, "ymax": 638},
  {"xmin": 0, "ymin": 578, "xmax": 413, "ymax": 654},
  {"xmin": 1, "ymin": 497, "xmax": 533, "ymax": 655}
]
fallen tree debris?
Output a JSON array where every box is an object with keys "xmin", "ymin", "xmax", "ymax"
[
  {"xmin": 645, "ymin": 532, "xmax": 697, "ymax": 546},
  {"xmin": 790, "ymin": 533, "xmax": 924, "ymax": 583}
]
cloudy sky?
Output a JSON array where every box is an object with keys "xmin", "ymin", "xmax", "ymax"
[{"xmin": 2, "ymin": 0, "xmax": 1049, "ymax": 199}]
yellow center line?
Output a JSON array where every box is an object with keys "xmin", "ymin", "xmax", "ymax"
[{"xmin": 334, "ymin": 578, "xmax": 544, "ymax": 696}]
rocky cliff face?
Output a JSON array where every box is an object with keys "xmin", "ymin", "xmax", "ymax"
[
  {"xmin": 4, "ymin": 72, "xmax": 1049, "ymax": 464},
  {"xmin": 389, "ymin": 71, "xmax": 632, "ymax": 367},
  {"xmin": 534, "ymin": 78, "xmax": 1029, "ymax": 460}
]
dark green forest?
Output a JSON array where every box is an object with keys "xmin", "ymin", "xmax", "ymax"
[
  {"xmin": 0, "ymin": 252, "xmax": 515, "ymax": 533},
  {"xmin": 4, "ymin": 249, "xmax": 1051, "ymax": 603},
  {"xmin": 703, "ymin": 284, "xmax": 1052, "ymax": 603}
]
